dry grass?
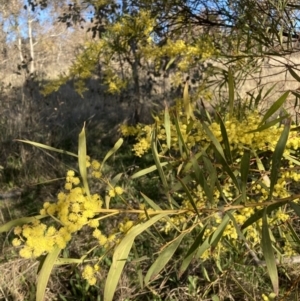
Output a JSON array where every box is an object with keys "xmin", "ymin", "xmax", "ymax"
[{"xmin": 0, "ymin": 257, "xmax": 39, "ymax": 301}]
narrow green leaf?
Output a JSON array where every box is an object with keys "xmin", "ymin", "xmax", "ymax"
[
  {"xmin": 263, "ymin": 84, "xmax": 276, "ymax": 100},
  {"xmin": 254, "ymin": 152, "xmax": 270, "ymax": 187},
  {"xmin": 196, "ymin": 214, "xmax": 230, "ymax": 258},
  {"xmin": 164, "ymin": 105, "xmax": 171, "ymax": 149},
  {"xmin": 202, "ymin": 122, "xmax": 226, "ymax": 159},
  {"xmin": 16, "ymin": 139, "xmax": 77, "ymax": 157},
  {"xmin": 241, "ymin": 200, "xmax": 289, "ymax": 230},
  {"xmin": 200, "ymin": 130, "xmax": 239, "ymax": 196},
  {"xmin": 247, "ymin": 115, "xmax": 288, "ymax": 133},
  {"xmin": 226, "ymin": 212, "xmax": 247, "ymax": 242},
  {"xmin": 202, "ymin": 266, "xmax": 211, "ymax": 282},
  {"xmin": 283, "ymin": 154, "xmax": 300, "ymax": 165},
  {"xmin": 78, "ymin": 124, "xmax": 90, "ymax": 197},
  {"xmin": 277, "ymin": 27, "xmax": 284, "ymax": 46},
  {"xmin": 177, "ymin": 177, "xmax": 200, "ymax": 217},
  {"xmin": 141, "ymin": 192, "xmax": 162, "ymax": 211},
  {"xmin": 110, "ymin": 172, "xmax": 123, "ymax": 187},
  {"xmin": 144, "ymin": 232, "xmax": 186, "ymax": 285},
  {"xmin": 209, "ymin": 213, "xmax": 231, "ymax": 248},
  {"xmin": 217, "ymin": 112, "xmax": 232, "ymax": 164},
  {"xmin": 171, "ymin": 174, "xmax": 193, "ymax": 193},
  {"xmin": 259, "ymin": 91, "xmax": 289, "ymax": 126},
  {"xmin": 140, "ymin": 193, "xmax": 180, "ymax": 235},
  {"xmin": 36, "ymin": 247, "xmax": 61, "ymax": 301},
  {"xmin": 262, "ymin": 208, "xmax": 279, "ymax": 295},
  {"xmin": 203, "ymin": 152, "xmax": 217, "ymax": 190},
  {"xmin": 101, "ymin": 138, "xmax": 123, "ymax": 170},
  {"xmin": 186, "ymin": 119, "xmax": 194, "ymax": 134},
  {"xmin": 240, "ymin": 150, "xmax": 250, "ymax": 202},
  {"xmin": 191, "ymin": 156, "xmax": 213, "ymax": 202},
  {"xmin": 287, "ymin": 65, "xmax": 300, "ymax": 82},
  {"xmin": 0, "ymin": 215, "xmax": 46, "ymax": 233},
  {"xmin": 173, "ymin": 112, "xmax": 189, "ymax": 157},
  {"xmin": 183, "ymin": 151, "xmax": 204, "ymax": 174},
  {"xmin": 105, "ymin": 173, "xmax": 123, "ymax": 209},
  {"xmin": 290, "ymin": 202, "xmax": 300, "ymax": 218},
  {"xmin": 290, "ymin": 125, "xmax": 300, "ymax": 132},
  {"xmin": 179, "ymin": 225, "xmax": 207, "ymax": 277},
  {"xmin": 213, "ymin": 147, "xmax": 241, "ymax": 191},
  {"xmin": 228, "ymin": 67, "xmax": 234, "ymax": 117},
  {"xmin": 104, "ymin": 213, "xmax": 169, "ymax": 301},
  {"xmin": 286, "ymin": 221, "xmax": 300, "ymax": 245},
  {"xmin": 269, "ymin": 122, "xmax": 290, "ymax": 199},
  {"xmin": 130, "ymin": 255, "xmax": 149, "ymax": 264},
  {"xmin": 151, "ymin": 129, "xmax": 169, "ymax": 191},
  {"xmin": 132, "ymin": 242, "xmax": 144, "ymax": 289},
  {"xmin": 250, "ymin": 87, "xmax": 262, "ymax": 109},
  {"xmin": 183, "ymin": 81, "xmax": 194, "ymax": 120},
  {"xmin": 165, "ymin": 57, "xmax": 176, "ymax": 71},
  {"xmin": 131, "ymin": 163, "xmax": 168, "ymax": 179},
  {"xmin": 291, "ymin": 90, "xmax": 300, "ymax": 99}
]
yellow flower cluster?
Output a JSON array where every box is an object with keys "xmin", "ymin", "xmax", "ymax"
[
  {"xmin": 120, "ymin": 124, "xmax": 140, "ymax": 137},
  {"xmin": 41, "ymin": 185, "xmax": 102, "ymax": 233},
  {"xmin": 134, "ymin": 102, "xmax": 300, "ymax": 260},
  {"xmin": 210, "ymin": 112, "xmax": 284, "ymax": 153},
  {"xmin": 122, "ymin": 101, "xmax": 300, "ymax": 162},
  {"xmin": 14, "ymin": 169, "xmax": 104, "ymax": 259},
  {"xmin": 132, "ymin": 138, "xmax": 151, "ymax": 157},
  {"xmin": 13, "ymin": 221, "xmax": 60, "ymax": 258},
  {"xmin": 142, "ymin": 35, "xmax": 217, "ymax": 72},
  {"xmin": 108, "ymin": 186, "xmax": 124, "ymax": 197},
  {"xmin": 82, "ymin": 264, "xmax": 99, "ymax": 286},
  {"xmin": 109, "ymin": 10, "xmax": 155, "ymax": 40},
  {"xmin": 91, "ymin": 159, "xmax": 102, "ymax": 179},
  {"xmin": 119, "ymin": 219, "xmax": 134, "ymax": 233}
]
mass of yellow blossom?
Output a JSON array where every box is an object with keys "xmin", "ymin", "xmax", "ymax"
[{"xmin": 120, "ymin": 101, "xmax": 300, "ymax": 261}]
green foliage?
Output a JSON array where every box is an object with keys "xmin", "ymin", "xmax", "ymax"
[
  {"xmin": 2, "ymin": 80, "xmax": 300, "ymax": 300},
  {"xmin": 4, "ymin": 1, "xmax": 300, "ymax": 300},
  {"xmin": 42, "ymin": 7, "xmax": 217, "ymax": 99}
]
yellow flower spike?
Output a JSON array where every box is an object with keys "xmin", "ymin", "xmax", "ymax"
[
  {"xmin": 82, "ymin": 265, "xmax": 97, "ymax": 285},
  {"xmin": 72, "ymin": 177, "xmax": 80, "ymax": 185},
  {"xmin": 22, "ymin": 227, "xmax": 32, "ymax": 238},
  {"xmin": 65, "ymin": 182, "xmax": 73, "ymax": 190},
  {"xmin": 67, "ymin": 170, "xmax": 75, "ymax": 177},
  {"xmin": 108, "ymin": 189, "xmax": 116, "ymax": 197},
  {"xmin": 107, "ymin": 234, "xmax": 116, "ymax": 242},
  {"xmin": 89, "ymin": 219, "xmax": 100, "ymax": 228},
  {"xmin": 46, "ymin": 226, "xmax": 56, "ymax": 236},
  {"xmin": 68, "ymin": 213, "xmax": 78, "ymax": 222},
  {"xmin": 93, "ymin": 229, "xmax": 101, "ymax": 239},
  {"xmin": 57, "ymin": 192, "xmax": 66, "ymax": 202},
  {"xmin": 119, "ymin": 220, "xmax": 134, "ymax": 233},
  {"xmin": 12, "ymin": 238, "xmax": 21, "ymax": 247},
  {"xmin": 88, "ymin": 277, "xmax": 97, "ymax": 286},
  {"xmin": 262, "ymin": 294, "xmax": 269, "ymax": 301},
  {"xmin": 40, "ymin": 208, "xmax": 46, "ymax": 215},
  {"xmin": 114, "ymin": 186, "xmax": 123, "ymax": 195},
  {"xmin": 98, "ymin": 234, "xmax": 108, "ymax": 246},
  {"xmin": 14, "ymin": 226, "xmax": 22, "ymax": 236},
  {"xmin": 92, "ymin": 171, "xmax": 102, "ymax": 179},
  {"xmin": 91, "ymin": 160, "xmax": 101, "ymax": 170},
  {"xmin": 19, "ymin": 246, "xmax": 33, "ymax": 259}
]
